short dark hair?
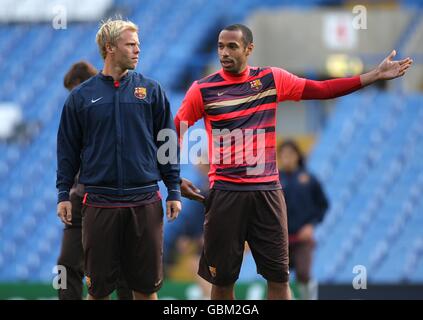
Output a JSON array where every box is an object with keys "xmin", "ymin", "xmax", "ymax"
[
  {"xmin": 222, "ymin": 24, "xmax": 253, "ymax": 47},
  {"xmin": 63, "ymin": 61, "xmax": 98, "ymax": 91},
  {"xmin": 278, "ymin": 139, "xmax": 305, "ymax": 169}
]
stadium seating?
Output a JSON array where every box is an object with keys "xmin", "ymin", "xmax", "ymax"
[
  {"xmin": 309, "ymin": 92, "xmax": 423, "ymax": 283},
  {"xmin": 0, "ymin": 0, "xmax": 422, "ymax": 285}
]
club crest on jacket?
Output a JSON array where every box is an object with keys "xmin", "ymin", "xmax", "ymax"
[{"xmin": 134, "ymin": 87, "xmax": 147, "ymax": 99}]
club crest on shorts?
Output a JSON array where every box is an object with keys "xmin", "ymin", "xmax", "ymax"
[
  {"xmin": 134, "ymin": 87, "xmax": 147, "ymax": 99},
  {"xmin": 209, "ymin": 266, "xmax": 217, "ymax": 278},
  {"xmin": 249, "ymin": 79, "xmax": 262, "ymax": 91}
]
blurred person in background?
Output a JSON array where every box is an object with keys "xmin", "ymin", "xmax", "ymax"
[
  {"xmin": 56, "ymin": 19, "xmax": 181, "ymax": 300},
  {"xmin": 183, "ymin": 162, "xmax": 210, "ymax": 300},
  {"xmin": 278, "ymin": 140, "xmax": 328, "ymax": 300},
  {"xmin": 166, "ymin": 160, "xmax": 211, "ymax": 299},
  {"xmin": 57, "ymin": 61, "xmax": 133, "ymax": 300},
  {"xmin": 175, "ymin": 23, "xmax": 413, "ymax": 300}
]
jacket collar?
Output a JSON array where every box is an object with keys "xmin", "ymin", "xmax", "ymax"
[{"xmin": 98, "ymin": 70, "xmax": 132, "ymax": 83}]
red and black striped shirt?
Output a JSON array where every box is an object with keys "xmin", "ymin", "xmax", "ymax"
[{"xmin": 175, "ymin": 66, "xmax": 306, "ymax": 190}]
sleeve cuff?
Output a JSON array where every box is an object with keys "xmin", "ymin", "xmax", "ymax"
[
  {"xmin": 166, "ymin": 185, "xmax": 181, "ymax": 202},
  {"xmin": 57, "ymin": 190, "xmax": 70, "ymax": 203}
]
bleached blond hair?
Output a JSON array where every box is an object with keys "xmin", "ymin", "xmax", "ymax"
[{"xmin": 96, "ymin": 18, "xmax": 138, "ymax": 60}]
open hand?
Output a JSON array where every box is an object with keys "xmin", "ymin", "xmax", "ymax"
[{"xmin": 377, "ymin": 50, "xmax": 413, "ymax": 80}]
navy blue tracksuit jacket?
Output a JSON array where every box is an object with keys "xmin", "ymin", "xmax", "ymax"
[{"xmin": 56, "ymin": 71, "xmax": 180, "ymax": 203}]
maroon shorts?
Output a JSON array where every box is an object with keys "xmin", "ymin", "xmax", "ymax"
[
  {"xmin": 81, "ymin": 200, "xmax": 164, "ymax": 298},
  {"xmin": 198, "ymin": 189, "xmax": 289, "ymax": 286}
]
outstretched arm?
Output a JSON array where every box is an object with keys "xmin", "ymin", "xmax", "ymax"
[{"xmin": 301, "ymin": 50, "xmax": 413, "ymax": 100}]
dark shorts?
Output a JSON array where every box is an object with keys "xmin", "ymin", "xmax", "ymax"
[
  {"xmin": 198, "ymin": 189, "xmax": 289, "ymax": 286},
  {"xmin": 81, "ymin": 200, "xmax": 164, "ymax": 298}
]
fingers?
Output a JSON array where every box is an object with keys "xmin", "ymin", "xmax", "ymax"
[
  {"xmin": 167, "ymin": 209, "xmax": 179, "ymax": 221},
  {"xmin": 187, "ymin": 181, "xmax": 202, "ymax": 193},
  {"xmin": 185, "ymin": 192, "xmax": 205, "ymax": 202},
  {"xmin": 399, "ymin": 60, "xmax": 413, "ymax": 76},
  {"xmin": 166, "ymin": 201, "xmax": 181, "ymax": 222},
  {"xmin": 388, "ymin": 49, "xmax": 396, "ymax": 60},
  {"xmin": 389, "ymin": 53, "xmax": 413, "ymax": 78},
  {"xmin": 57, "ymin": 202, "xmax": 72, "ymax": 226},
  {"xmin": 400, "ymin": 64, "xmax": 412, "ymax": 73},
  {"xmin": 188, "ymin": 182, "xmax": 202, "ymax": 195},
  {"xmin": 191, "ymin": 193, "xmax": 206, "ymax": 203},
  {"xmin": 189, "ymin": 183, "xmax": 202, "ymax": 194},
  {"xmin": 58, "ymin": 210, "xmax": 72, "ymax": 225},
  {"xmin": 181, "ymin": 178, "xmax": 205, "ymax": 202},
  {"xmin": 184, "ymin": 186, "xmax": 205, "ymax": 202},
  {"xmin": 399, "ymin": 57, "xmax": 413, "ymax": 65},
  {"xmin": 166, "ymin": 202, "xmax": 173, "ymax": 221},
  {"xmin": 66, "ymin": 207, "xmax": 72, "ymax": 224}
]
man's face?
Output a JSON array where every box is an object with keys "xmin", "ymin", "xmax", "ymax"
[
  {"xmin": 218, "ymin": 30, "xmax": 253, "ymax": 74},
  {"xmin": 279, "ymin": 146, "xmax": 300, "ymax": 172},
  {"xmin": 112, "ymin": 29, "xmax": 140, "ymax": 71}
]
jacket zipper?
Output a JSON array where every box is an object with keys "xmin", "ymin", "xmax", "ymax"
[{"xmin": 114, "ymin": 80, "xmax": 123, "ymax": 194}]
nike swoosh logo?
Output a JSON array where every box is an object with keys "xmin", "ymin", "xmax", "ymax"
[
  {"xmin": 217, "ymin": 91, "xmax": 227, "ymax": 96},
  {"xmin": 91, "ymin": 97, "xmax": 103, "ymax": 103}
]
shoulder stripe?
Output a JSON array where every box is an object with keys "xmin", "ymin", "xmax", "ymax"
[
  {"xmin": 197, "ymin": 72, "xmax": 225, "ymax": 84},
  {"xmin": 206, "ymin": 102, "xmax": 275, "ymax": 122},
  {"xmin": 249, "ymin": 67, "xmax": 270, "ymax": 77},
  {"xmin": 205, "ymin": 95, "xmax": 276, "ymax": 116},
  {"xmin": 197, "ymin": 68, "xmax": 273, "ymax": 89},
  {"xmin": 205, "ymin": 89, "xmax": 277, "ymax": 109}
]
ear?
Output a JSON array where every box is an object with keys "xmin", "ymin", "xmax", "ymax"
[
  {"xmin": 245, "ymin": 42, "xmax": 254, "ymax": 57},
  {"xmin": 105, "ymin": 42, "xmax": 115, "ymax": 55}
]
